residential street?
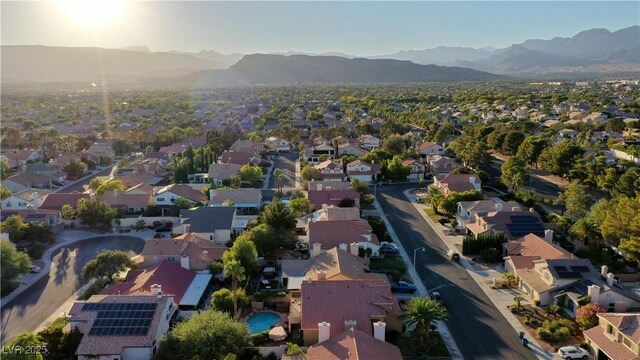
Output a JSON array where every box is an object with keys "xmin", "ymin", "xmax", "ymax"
[
  {"xmin": 376, "ymin": 184, "xmax": 536, "ymax": 360},
  {"xmin": 486, "ymin": 158, "xmax": 561, "ymax": 197},
  {"xmin": 264, "ymin": 152, "xmax": 298, "ymax": 201},
  {"xmin": 55, "ymin": 165, "xmax": 115, "ymax": 193},
  {"xmin": 0, "ymin": 236, "xmax": 145, "ymax": 345}
]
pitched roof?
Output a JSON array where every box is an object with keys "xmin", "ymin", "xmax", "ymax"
[
  {"xmin": 179, "ymin": 207, "xmax": 236, "ymax": 233},
  {"xmin": 39, "ymin": 193, "xmax": 91, "ymax": 210},
  {"xmin": 314, "ymin": 160, "xmax": 343, "ymax": 171},
  {"xmin": 473, "ymin": 211, "xmax": 545, "ymax": 239},
  {"xmin": 101, "ymin": 191, "xmax": 151, "ymax": 208},
  {"xmin": 434, "ymin": 173, "xmax": 480, "ymax": 193},
  {"xmin": 220, "ymin": 151, "xmax": 259, "ymax": 166},
  {"xmin": 504, "ymin": 234, "xmax": 572, "ymax": 262},
  {"xmin": 209, "ymin": 188, "xmax": 261, "ymax": 205},
  {"xmin": 141, "ymin": 233, "xmax": 227, "ymax": 269},
  {"xmin": 307, "ymin": 328, "xmax": 402, "ymax": 360},
  {"xmin": 305, "ymin": 247, "xmax": 380, "ymax": 282},
  {"xmin": 599, "ymin": 313, "xmax": 640, "ymax": 344},
  {"xmin": 208, "ymin": 163, "xmax": 242, "ymax": 180},
  {"xmin": 458, "ymin": 199, "xmax": 520, "ymax": 214},
  {"xmin": 346, "ymin": 160, "xmax": 381, "ymax": 175},
  {"xmin": 157, "ymin": 184, "xmax": 207, "ymax": 203},
  {"xmin": 3, "ymin": 172, "xmax": 50, "ymax": 186},
  {"xmin": 0, "ymin": 209, "xmax": 59, "ymax": 223},
  {"xmin": 308, "ymin": 220, "xmax": 379, "ymax": 249},
  {"xmin": 584, "ymin": 314, "xmax": 640, "ymax": 360},
  {"xmin": 101, "ymin": 261, "xmax": 195, "ymax": 304},
  {"xmin": 308, "ymin": 190, "xmax": 359, "ymax": 210},
  {"xmin": 300, "ymin": 280, "xmax": 401, "ymax": 336},
  {"xmin": 417, "ymin": 141, "xmax": 441, "ymax": 151},
  {"xmin": 8, "ymin": 188, "xmax": 52, "ymax": 201},
  {"xmin": 308, "ymin": 181, "xmax": 351, "ymax": 191}
]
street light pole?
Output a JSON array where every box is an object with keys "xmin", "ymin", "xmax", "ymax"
[{"xmin": 413, "ymin": 247, "xmax": 426, "ymax": 269}]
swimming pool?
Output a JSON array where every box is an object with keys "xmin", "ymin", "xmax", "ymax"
[{"xmin": 247, "ymin": 312, "xmax": 281, "ymax": 334}]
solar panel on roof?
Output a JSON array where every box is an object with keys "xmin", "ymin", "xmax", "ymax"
[
  {"xmin": 84, "ymin": 302, "xmax": 158, "ymax": 336},
  {"xmin": 554, "ymin": 266, "xmax": 568, "ymax": 271},
  {"xmin": 570, "ymin": 266, "xmax": 590, "ymax": 272}
]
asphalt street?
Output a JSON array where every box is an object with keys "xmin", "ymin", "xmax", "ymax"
[
  {"xmin": 376, "ymin": 184, "xmax": 536, "ymax": 360},
  {"xmin": 264, "ymin": 152, "xmax": 298, "ymax": 202},
  {"xmin": 486, "ymin": 158, "xmax": 561, "ymax": 197},
  {"xmin": 55, "ymin": 166, "xmax": 115, "ymax": 193},
  {"xmin": 1, "ymin": 236, "xmax": 145, "ymax": 345}
]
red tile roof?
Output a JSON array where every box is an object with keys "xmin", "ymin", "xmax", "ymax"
[
  {"xmin": 434, "ymin": 173, "xmax": 480, "ymax": 193},
  {"xmin": 598, "ymin": 313, "xmax": 640, "ymax": 344},
  {"xmin": 308, "ymin": 220, "xmax": 379, "ymax": 249},
  {"xmin": 101, "ymin": 261, "xmax": 195, "ymax": 304},
  {"xmin": 158, "ymin": 184, "xmax": 207, "ymax": 203},
  {"xmin": 584, "ymin": 315, "xmax": 640, "ymax": 360},
  {"xmin": 308, "ymin": 189, "xmax": 359, "ymax": 210},
  {"xmin": 141, "ymin": 233, "xmax": 227, "ymax": 270},
  {"xmin": 39, "ymin": 193, "xmax": 91, "ymax": 210},
  {"xmin": 101, "ymin": 191, "xmax": 151, "ymax": 208},
  {"xmin": 307, "ymin": 328, "xmax": 402, "ymax": 360},
  {"xmin": 504, "ymin": 234, "xmax": 571, "ymax": 268},
  {"xmin": 220, "ymin": 151, "xmax": 258, "ymax": 166},
  {"xmin": 300, "ymin": 280, "xmax": 401, "ymax": 337}
]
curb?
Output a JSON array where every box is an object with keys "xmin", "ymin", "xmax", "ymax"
[{"xmin": 373, "ymin": 199, "xmax": 465, "ymax": 360}]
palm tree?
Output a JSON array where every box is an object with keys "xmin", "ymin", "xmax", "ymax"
[
  {"xmin": 273, "ymin": 168, "xmax": 284, "ymax": 195},
  {"xmin": 223, "ymin": 259, "xmax": 246, "ymax": 318},
  {"xmin": 513, "ymin": 295, "xmax": 524, "ymax": 310},
  {"xmin": 502, "ymin": 272, "xmax": 516, "ymax": 287},
  {"xmin": 400, "ymin": 297, "xmax": 448, "ymax": 349}
]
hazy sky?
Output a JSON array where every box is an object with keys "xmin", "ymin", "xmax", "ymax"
[{"xmin": 2, "ymin": 1, "xmax": 638, "ymax": 55}]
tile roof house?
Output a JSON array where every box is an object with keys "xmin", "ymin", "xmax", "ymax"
[
  {"xmin": 209, "ymin": 188, "xmax": 262, "ymax": 214},
  {"xmin": 1, "ymin": 172, "xmax": 52, "ymax": 193},
  {"xmin": 219, "ymin": 150, "xmax": 260, "ymax": 166},
  {"xmin": 0, "ymin": 209, "xmax": 60, "ymax": 227},
  {"xmin": 69, "ymin": 294, "xmax": 176, "ymax": 360},
  {"xmin": 138, "ymin": 233, "xmax": 227, "ymax": 271},
  {"xmin": 175, "ymin": 207, "xmax": 236, "ymax": 243},
  {"xmin": 456, "ymin": 199, "xmax": 521, "ymax": 229},
  {"xmin": 359, "ymin": 135, "xmax": 382, "ymax": 150},
  {"xmin": 307, "ymin": 327, "xmax": 402, "ymax": 360},
  {"xmin": 307, "ymin": 189, "xmax": 360, "ymax": 211},
  {"xmin": 158, "ymin": 144, "xmax": 189, "ymax": 156},
  {"xmin": 3, "ymin": 148, "xmax": 42, "ymax": 168},
  {"xmin": 585, "ymin": 313, "xmax": 640, "ymax": 360},
  {"xmin": 504, "ymin": 233, "xmax": 572, "ymax": 272},
  {"xmin": 297, "ymin": 280, "xmax": 402, "ymax": 345},
  {"xmin": 416, "ymin": 141, "xmax": 445, "ymax": 156},
  {"xmin": 152, "ymin": 184, "xmax": 208, "ymax": 213},
  {"xmin": 39, "ymin": 193, "xmax": 91, "ymax": 211},
  {"xmin": 265, "ymin": 136, "xmax": 291, "ymax": 152},
  {"xmin": 314, "ymin": 160, "xmax": 346, "ymax": 181},
  {"xmin": 346, "ymin": 160, "xmax": 381, "ymax": 183},
  {"xmin": 308, "ymin": 180, "xmax": 351, "ymax": 192},
  {"xmin": 403, "ymin": 159, "xmax": 426, "ymax": 181},
  {"xmin": 307, "ymin": 220, "xmax": 379, "ymax": 255},
  {"xmin": 426, "ymin": 155, "xmax": 460, "ymax": 174},
  {"xmin": 337, "ymin": 142, "xmax": 367, "ymax": 157},
  {"xmin": 86, "ymin": 142, "xmax": 115, "ymax": 160},
  {"xmin": 1, "ymin": 188, "xmax": 51, "ymax": 210},
  {"xmin": 207, "ymin": 163, "xmax": 242, "ymax": 186},
  {"xmin": 297, "ymin": 205, "xmax": 361, "ymax": 229},
  {"xmin": 465, "ymin": 210, "xmax": 545, "ymax": 240},
  {"xmin": 101, "ymin": 190, "xmax": 152, "ymax": 214},
  {"xmin": 433, "ymin": 173, "xmax": 482, "ymax": 196}
]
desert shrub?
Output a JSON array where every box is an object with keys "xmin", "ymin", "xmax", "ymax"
[{"xmin": 250, "ymin": 330, "xmax": 269, "ymax": 346}]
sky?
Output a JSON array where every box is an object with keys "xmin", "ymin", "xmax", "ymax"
[{"xmin": 1, "ymin": 1, "xmax": 639, "ymax": 55}]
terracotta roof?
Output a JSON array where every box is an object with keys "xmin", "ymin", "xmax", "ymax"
[
  {"xmin": 0, "ymin": 209, "xmax": 59, "ymax": 223},
  {"xmin": 417, "ymin": 141, "xmax": 439, "ymax": 151},
  {"xmin": 458, "ymin": 200, "xmax": 520, "ymax": 214},
  {"xmin": 113, "ymin": 175, "xmax": 145, "ymax": 188},
  {"xmin": 598, "ymin": 313, "xmax": 640, "ymax": 344},
  {"xmin": 346, "ymin": 160, "xmax": 381, "ymax": 175},
  {"xmin": 308, "ymin": 190, "xmax": 359, "ymax": 210},
  {"xmin": 157, "ymin": 184, "xmax": 207, "ymax": 203},
  {"xmin": 3, "ymin": 172, "xmax": 50, "ymax": 186},
  {"xmin": 506, "ymin": 256, "xmax": 540, "ymax": 270},
  {"xmin": 504, "ymin": 234, "xmax": 571, "ymax": 261},
  {"xmin": 101, "ymin": 261, "xmax": 195, "ymax": 304},
  {"xmin": 101, "ymin": 191, "xmax": 151, "ymax": 208},
  {"xmin": 300, "ymin": 280, "xmax": 401, "ymax": 336},
  {"xmin": 584, "ymin": 317, "xmax": 640, "ymax": 360},
  {"xmin": 473, "ymin": 211, "xmax": 545, "ymax": 240},
  {"xmin": 158, "ymin": 144, "xmax": 188, "ymax": 155},
  {"xmin": 308, "ymin": 220, "xmax": 379, "ymax": 249},
  {"xmin": 314, "ymin": 160, "xmax": 343, "ymax": 171},
  {"xmin": 220, "ymin": 151, "xmax": 258, "ymax": 166},
  {"xmin": 141, "ymin": 233, "xmax": 227, "ymax": 270},
  {"xmin": 434, "ymin": 173, "xmax": 481, "ymax": 193},
  {"xmin": 39, "ymin": 193, "xmax": 91, "ymax": 210},
  {"xmin": 305, "ymin": 248, "xmax": 379, "ymax": 282},
  {"xmin": 516, "ymin": 269, "xmax": 557, "ymax": 294},
  {"xmin": 307, "ymin": 328, "xmax": 402, "ymax": 360},
  {"xmin": 8, "ymin": 188, "xmax": 52, "ymax": 201},
  {"xmin": 308, "ymin": 181, "xmax": 351, "ymax": 191},
  {"xmin": 208, "ymin": 163, "xmax": 242, "ymax": 180},
  {"xmin": 209, "ymin": 188, "xmax": 261, "ymax": 205}
]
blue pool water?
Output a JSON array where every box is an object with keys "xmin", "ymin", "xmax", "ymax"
[{"xmin": 247, "ymin": 312, "xmax": 280, "ymax": 334}]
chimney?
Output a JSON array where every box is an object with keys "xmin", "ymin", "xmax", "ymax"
[
  {"xmin": 144, "ymin": 164, "xmax": 150, "ymax": 173},
  {"xmin": 322, "ymin": 203, "xmax": 328, "ymax": 211},
  {"xmin": 344, "ymin": 320, "xmax": 357, "ymax": 331},
  {"xmin": 113, "ymin": 189, "xmax": 118, "ymax": 197},
  {"xmin": 588, "ymin": 284, "xmax": 601, "ymax": 304},
  {"xmin": 317, "ymin": 270, "xmax": 327, "ymax": 281},
  {"xmin": 373, "ymin": 321, "xmax": 386, "ymax": 342},
  {"xmin": 339, "ymin": 243, "xmax": 347, "ymax": 251},
  {"xmin": 512, "ymin": 206, "xmax": 521, "ymax": 211},
  {"xmin": 607, "ymin": 273, "xmax": 615, "ymax": 286},
  {"xmin": 529, "ymin": 208, "xmax": 535, "ymax": 213},
  {"xmin": 150, "ymin": 284, "xmax": 162, "ymax": 296},
  {"xmin": 601, "ymin": 265, "xmax": 608, "ymax": 277},
  {"xmin": 544, "ymin": 229, "xmax": 554, "ymax": 242},
  {"xmin": 180, "ymin": 255, "xmax": 190, "ymax": 270},
  {"xmin": 317, "ymin": 183, "xmax": 323, "ymax": 191},
  {"xmin": 495, "ymin": 203, "xmax": 503, "ymax": 212},
  {"xmin": 318, "ymin": 322, "xmax": 331, "ymax": 343},
  {"xmin": 157, "ymin": 291, "xmax": 163, "ymax": 299},
  {"xmin": 152, "ymin": 187, "xmax": 158, "ymax": 196},
  {"xmin": 350, "ymin": 243, "xmax": 359, "ymax": 256},
  {"xmin": 312, "ymin": 243, "xmax": 322, "ymax": 257},
  {"xmin": 469, "ymin": 176, "xmax": 476, "ymax": 184}
]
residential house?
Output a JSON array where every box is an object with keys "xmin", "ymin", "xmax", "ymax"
[
  {"xmin": 359, "ymin": 135, "xmax": 382, "ymax": 150},
  {"xmin": 307, "ymin": 327, "xmax": 402, "ymax": 360},
  {"xmin": 69, "ymin": 294, "xmax": 177, "ymax": 360},
  {"xmin": 86, "ymin": 142, "xmax": 115, "ymax": 161},
  {"xmin": 337, "ymin": 142, "xmax": 367, "ymax": 157},
  {"xmin": 152, "ymin": 184, "xmax": 208, "ymax": 214},
  {"xmin": 456, "ymin": 199, "xmax": 520, "ymax": 229},
  {"xmin": 207, "ymin": 163, "xmax": 242, "ymax": 186},
  {"xmin": 209, "ymin": 188, "xmax": 262, "ymax": 214},
  {"xmin": 2, "ymin": 172, "xmax": 52, "ymax": 192},
  {"xmin": 175, "ymin": 207, "xmax": 237, "ymax": 243},
  {"xmin": 346, "ymin": 160, "xmax": 380, "ymax": 183},
  {"xmin": 158, "ymin": 144, "xmax": 188, "ymax": 157},
  {"xmin": 584, "ymin": 313, "xmax": 640, "ymax": 360},
  {"xmin": 219, "ymin": 150, "xmax": 260, "ymax": 166},
  {"xmin": 297, "ymin": 205, "xmax": 361, "ymax": 229},
  {"xmin": 314, "ymin": 160, "xmax": 346, "ymax": 181},
  {"xmin": 307, "ymin": 220, "xmax": 379, "ymax": 255},
  {"xmin": 303, "ymin": 137, "xmax": 336, "ymax": 163},
  {"xmin": 503, "ymin": 233, "xmax": 572, "ymax": 273},
  {"xmin": 102, "ymin": 261, "xmax": 212, "ymax": 310},
  {"xmin": 416, "ymin": 141, "xmax": 445, "ymax": 156},
  {"xmin": 433, "ymin": 173, "xmax": 482, "ymax": 196},
  {"xmin": 101, "ymin": 190, "xmax": 151, "ymax": 214},
  {"xmin": 39, "ymin": 193, "xmax": 91, "ymax": 211},
  {"xmin": 265, "ymin": 136, "xmax": 291, "ymax": 152},
  {"xmin": 308, "ymin": 180, "xmax": 351, "ymax": 192},
  {"xmin": 465, "ymin": 210, "xmax": 545, "ymax": 241},
  {"xmin": 308, "ymin": 189, "xmax": 360, "ymax": 211},
  {"xmin": 24, "ymin": 163, "xmax": 67, "ymax": 183},
  {"xmin": 295, "ymin": 280, "xmax": 402, "ymax": 345},
  {"xmin": 48, "ymin": 152, "xmax": 85, "ymax": 168},
  {"xmin": 403, "ymin": 159, "xmax": 426, "ymax": 181},
  {"xmin": 138, "ymin": 233, "xmax": 227, "ymax": 271},
  {"xmin": 1, "ymin": 209, "xmax": 60, "ymax": 227},
  {"xmin": 426, "ymin": 155, "xmax": 459, "ymax": 174},
  {"xmin": 1, "ymin": 188, "xmax": 51, "ymax": 210}
]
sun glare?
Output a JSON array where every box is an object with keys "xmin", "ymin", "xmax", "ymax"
[{"xmin": 58, "ymin": 0, "xmax": 126, "ymax": 26}]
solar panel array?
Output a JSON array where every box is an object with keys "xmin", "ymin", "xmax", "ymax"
[
  {"xmin": 506, "ymin": 215, "xmax": 545, "ymax": 237},
  {"xmin": 563, "ymin": 279, "xmax": 596, "ymax": 296},
  {"xmin": 570, "ymin": 266, "xmax": 590, "ymax": 272},
  {"xmin": 553, "ymin": 266, "xmax": 582, "ymax": 279},
  {"xmin": 82, "ymin": 302, "xmax": 158, "ymax": 336}
]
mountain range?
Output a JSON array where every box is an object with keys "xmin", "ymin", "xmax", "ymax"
[{"xmin": 1, "ymin": 25, "xmax": 638, "ymax": 85}]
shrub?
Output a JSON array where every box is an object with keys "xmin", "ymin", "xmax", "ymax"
[
  {"xmin": 546, "ymin": 305, "xmax": 561, "ymax": 316},
  {"xmin": 510, "ymin": 306, "xmax": 518, "ymax": 314},
  {"xmin": 480, "ymin": 248, "xmax": 502, "ymax": 263},
  {"xmin": 537, "ymin": 328, "xmax": 553, "ymax": 342},
  {"xmin": 250, "ymin": 330, "xmax": 269, "ymax": 345},
  {"xmin": 534, "ymin": 300, "xmax": 540, "ymax": 307},
  {"xmin": 264, "ymin": 352, "xmax": 278, "ymax": 360},
  {"xmin": 286, "ymin": 342, "xmax": 304, "ymax": 355},
  {"xmin": 576, "ymin": 303, "xmax": 606, "ymax": 329}
]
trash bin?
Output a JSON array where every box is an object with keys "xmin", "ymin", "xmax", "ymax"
[
  {"xmin": 522, "ymin": 338, "xmax": 529, "ymax": 348},
  {"xmin": 519, "ymin": 331, "xmax": 525, "ymax": 340}
]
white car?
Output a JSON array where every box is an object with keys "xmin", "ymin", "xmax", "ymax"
[
  {"xmin": 557, "ymin": 346, "xmax": 589, "ymax": 360},
  {"xmin": 29, "ymin": 265, "xmax": 42, "ymax": 273}
]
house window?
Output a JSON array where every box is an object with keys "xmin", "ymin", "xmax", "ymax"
[
  {"xmin": 209, "ymin": 235, "xmax": 214, "ymax": 240},
  {"xmin": 168, "ymin": 256, "xmax": 176, "ymax": 262},
  {"xmin": 607, "ymin": 324, "xmax": 613, "ymax": 335},
  {"xmin": 157, "ymin": 198, "xmax": 165, "ymax": 202},
  {"xmin": 18, "ymin": 202, "xmax": 26, "ymax": 207},
  {"xmin": 170, "ymin": 198, "xmax": 176, "ymax": 203},
  {"xmin": 608, "ymin": 303, "xmax": 615, "ymax": 312},
  {"xmin": 566, "ymin": 300, "xmax": 575, "ymax": 313},
  {"xmin": 623, "ymin": 336, "xmax": 632, "ymax": 349},
  {"xmin": 5, "ymin": 202, "xmax": 11, "ymax": 208}
]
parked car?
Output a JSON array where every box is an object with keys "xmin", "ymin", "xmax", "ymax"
[
  {"xmin": 379, "ymin": 243, "xmax": 400, "ymax": 255},
  {"xmin": 557, "ymin": 346, "xmax": 589, "ymax": 360},
  {"xmin": 438, "ymin": 217, "xmax": 450, "ymax": 225},
  {"xmin": 446, "ymin": 250, "xmax": 460, "ymax": 261},
  {"xmin": 29, "ymin": 265, "xmax": 41, "ymax": 273},
  {"xmin": 391, "ymin": 281, "xmax": 417, "ymax": 293},
  {"xmin": 431, "ymin": 291, "xmax": 444, "ymax": 306}
]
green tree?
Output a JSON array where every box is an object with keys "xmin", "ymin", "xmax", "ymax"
[
  {"xmin": 289, "ymin": 197, "xmax": 313, "ymax": 217},
  {"xmin": 614, "ymin": 167, "xmax": 640, "ymax": 198},
  {"xmin": 301, "ymin": 165, "xmax": 321, "ymax": 181},
  {"xmin": 246, "ymin": 224, "xmax": 280, "ymax": 256},
  {"xmin": 222, "ymin": 259, "xmax": 246, "ymax": 317},
  {"xmin": 570, "ymin": 218, "xmax": 602, "ymax": 245},
  {"xmin": 597, "ymin": 168, "xmax": 619, "ymax": 195},
  {"xmin": 3, "ymin": 332, "xmax": 43, "ymax": 360},
  {"xmin": 382, "ymin": 134, "xmax": 406, "ymax": 155},
  {"xmin": 0, "ymin": 158, "xmax": 12, "ymax": 180},
  {"xmin": 400, "ymin": 297, "xmax": 448, "ymax": 349},
  {"xmin": 262, "ymin": 198, "xmax": 296, "ymax": 234},
  {"xmin": 0, "ymin": 240, "xmax": 31, "ymax": 294},
  {"xmin": 76, "ymin": 197, "xmax": 116, "ymax": 230},
  {"xmin": 273, "ymin": 168, "xmax": 284, "ymax": 195},
  {"xmin": 211, "ymin": 288, "xmax": 248, "ymax": 316},
  {"xmin": 513, "ymin": 295, "xmax": 524, "ymax": 309},
  {"xmin": 502, "ymin": 131, "xmax": 526, "ymax": 155},
  {"xmin": 37, "ymin": 321, "xmax": 83, "ymax": 360},
  {"xmin": 286, "ymin": 342, "xmax": 305, "ymax": 355},
  {"xmin": 562, "ymin": 181, "xmax": 591, "ymax": 218},
  {"xmin": 88, "ymin": 178, "xmax": 103, "ymax": 191},
  {"xmin": 156, "ymin": 310, "xmax": 251, "ymax": 360},
  {"xmin": 538, "ymin": 140, "xmax": 584, "ymax": 178},
  {"xmin": 461, "ymin": 142, "xmax": 490, "ymax": 169},
  {"xmin": 386, "ymin": 155, "xmax": 410, "ymax": 181},
  {"xmin": 501, "ymin": 156, "xmax": 530, "ymax": 191},
  {"xmin": 1, "ymin": 215, "xmax": 29, "ymax": 241},
  {"xmin": 517, "ymin": 136, "xmax": 548, "ymax": 168},
  {"xmin": 605, "ymin": 118, "xmax": 626, "ymax": 132},
  {"xmin": 61, "ymin": 204, "xmax": 75, "ymax": 219},
  {"xmin": 81, "ymin": 250, "xmax": 135, "ymax": 282},
  {"xmin": 239, "ymin": 165, "xmax": 263, "ymax": 187},
  {"xmin": 225, "ymin": 235, "xmax": 257, "ymax": 273},
  {"xmin": 0, "ymin": 186, "xmax": 11, "ymax": 201},
  {"xmin": 62, "ymin": 159, "xmax": 86, "ymax": 179},
  {"xmin": 96, "ymin": 179, "xmax": 126, "ymax": 196}
]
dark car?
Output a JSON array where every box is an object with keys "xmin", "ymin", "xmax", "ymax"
[
  {"xmin": 447, "ymin": 250, "xmax": 460, "ymax": 262},
  {"xmin": 379, "ymin": 243, "xmax": 400, "ymax": 255},
  {"xmin": 391, "ymin": 281, "xmax": 417, "ymax": 293},
  {"xmin": 438, "ymin": 217, "xmax": 451, "ymax": 225},
  {"xmin": 431, "ymin": 291, "xmax": 445, "ymax": 306}
]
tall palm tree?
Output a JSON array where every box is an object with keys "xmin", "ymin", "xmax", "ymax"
[
  {"xmin": 273, "ymin": 168, "xmax": 284, "ymax": 195},
  {"xmin": 400, "ymin": 297, "xmax": 447, "ymax": 348},
  {"xmin": 223, "ymin": 259, "xmax": 246, "ymax": 318}
]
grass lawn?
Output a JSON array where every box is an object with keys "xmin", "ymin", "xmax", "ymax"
[
  {"xmin": 395, "ymin": 332, "xmax": 451, "ymax": 358},
  {"xmin": 423, "ymin": 207, "xmax": 440, "ymax": 222},
  {"xmin": 370, "ymin": 256, "xmax": 408, "ymax": 278},
  {"xmin": 49, "ymin": 316, "xmax": 68, "ymax": 330}
]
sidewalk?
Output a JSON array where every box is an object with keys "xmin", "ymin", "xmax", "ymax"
[
  {"xmin": 1, "ymin": 229, "xmax": 153, "ymax": 309},
  {"xmin": 402, "ymin": 190, "xmax": 554, "ymax": 360},
  {"xmin": 374, "ymin": 200, "xmax": 464, "ymax": 360}
]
